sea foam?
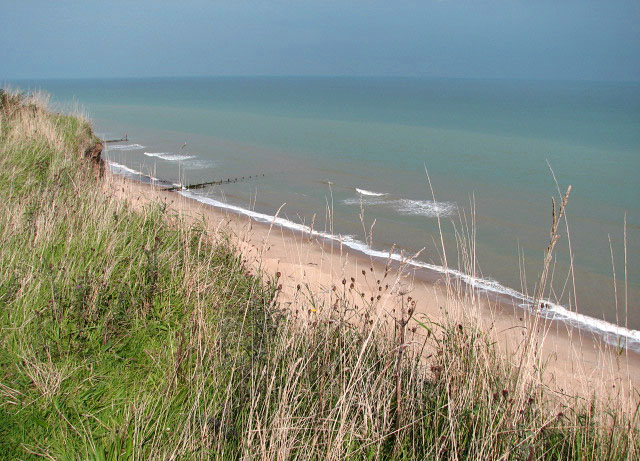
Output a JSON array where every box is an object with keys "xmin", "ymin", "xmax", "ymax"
[
  {"xmin": 342, "ymin": 197, "xmax": 388, "ymax": 206},
  {"xmin": 343, "ymin": 196, "xmax": 457, "ymax": 218},
  {"xmin": 396, "ymin": 199, "xmax": 457, "ymax": 217},
  {"xmin": 107, "ymin": 143, "xmax": 145, "ymax": 151},
  {"xmin": 144, "ymin": 152, "xmax": 196, "ymax": 161}
]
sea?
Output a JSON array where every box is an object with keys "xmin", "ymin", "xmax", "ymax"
[{"xmin": 7, "ymin": 76, "xmax": 640, "ymax": 350}]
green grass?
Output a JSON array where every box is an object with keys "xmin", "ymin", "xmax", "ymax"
[
  {"xmin": 0, "ymin": 90, "xmax": 637, "ymax": 459},
  {"xmin": 0, "ymin": 92, "xmax": 276, "ymax": 459}
]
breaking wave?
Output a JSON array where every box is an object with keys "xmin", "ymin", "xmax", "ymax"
[
  {"xmin": 107, "ymin": 143, "xmax": 145, "ymax": 151},
  {"xmin": 143, "ymin": 152, "xmax": 196, "ymax": 161},
  {"xmin": 356, "ymin": 188, "xmax": 387, "ymax": 196}
]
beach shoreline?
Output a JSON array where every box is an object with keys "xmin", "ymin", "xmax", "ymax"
[{"xmin": 106, "ymin": 168, "xmax": 640, "ymax": 407}]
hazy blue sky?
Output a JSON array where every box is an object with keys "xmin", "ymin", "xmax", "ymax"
[{"xmin": 1, "ymin": 0, "xmax": 639, "ymax": 81}]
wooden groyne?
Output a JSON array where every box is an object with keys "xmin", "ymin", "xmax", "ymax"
[
  {"xmin": 164, "ymin": 174, "xmax": 266, "ymax": 192},
  {"xmin": 104, "ymin": 134, "xmax": 128, "ymax": 143},
  {"xmin": 100, "ymin": 135, "xmax": 266, "ymax": 191}
]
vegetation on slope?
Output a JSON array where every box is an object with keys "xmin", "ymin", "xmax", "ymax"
[{"xmin": 0, "ymin": 90, "xmax": 637, "ymax": 459}]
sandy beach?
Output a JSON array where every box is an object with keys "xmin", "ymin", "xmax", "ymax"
[{"xmin": 106, "ymin": 170, "xmax": 640, "ymax": 410}]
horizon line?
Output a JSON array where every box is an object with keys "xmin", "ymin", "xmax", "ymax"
[{"xmin": 3, "ymin": 74, "xmax": 640, "ymax": 85}]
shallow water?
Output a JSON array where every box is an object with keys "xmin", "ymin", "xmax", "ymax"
[{"xmin": 9, "ymin": 76, "xmax": 640, "ymax": 345}]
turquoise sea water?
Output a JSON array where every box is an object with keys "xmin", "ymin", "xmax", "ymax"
[{"xmin": 9, "ymin": 77, "xmax": 640, "ymax": 345}]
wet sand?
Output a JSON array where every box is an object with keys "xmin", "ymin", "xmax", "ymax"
[{"xmin": 105, "ymin": 171, "xmax": 640, "ymax": 411}]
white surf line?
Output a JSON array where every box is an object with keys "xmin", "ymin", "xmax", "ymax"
[
  {"xmin": 177, "ymin": 189, "xmax": 640, "ymax": 353},
  {"xmin": 107, "ymin": 160, "xmax": 160, "ymax": 182}
]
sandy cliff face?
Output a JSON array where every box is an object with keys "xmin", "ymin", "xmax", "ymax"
[{"xmin": 83, "ymin": 141, "xmax": 104, "ymax": 177}]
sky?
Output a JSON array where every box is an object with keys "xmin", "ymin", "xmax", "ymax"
[{"xmin": 1, "ymin": 0, "xmax": 639, "ymax": 81}]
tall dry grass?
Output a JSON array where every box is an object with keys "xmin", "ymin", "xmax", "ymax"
[{"xmin": 0, "ymin": 88, "xmax": 638, "ymax": 459}]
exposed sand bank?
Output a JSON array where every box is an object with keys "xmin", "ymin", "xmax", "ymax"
[{"xmin": 105, "ymin": 171, "xmax": 640, "ymax": 411}]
